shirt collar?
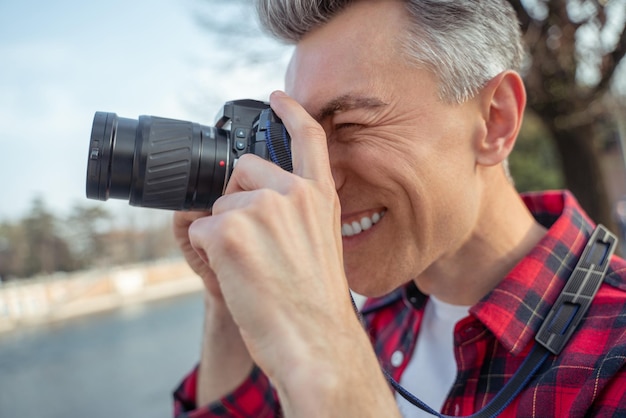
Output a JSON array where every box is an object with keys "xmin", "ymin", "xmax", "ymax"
[
  {"xmin": 361, "ymin": 191, "xmax": 599, "ymax": 355},
  {"xmin": 472, "ymin": 190, "xmax": 595, "ymax": 355}
]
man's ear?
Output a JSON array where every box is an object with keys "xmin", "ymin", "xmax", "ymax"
[{"xmin": 475, "ymin": 70, "xmax": 526, "ymax": 166}]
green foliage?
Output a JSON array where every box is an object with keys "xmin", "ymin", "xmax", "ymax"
[{"xmin": 509, "ymin": 112, "xmax": 565, "ymax": 192}]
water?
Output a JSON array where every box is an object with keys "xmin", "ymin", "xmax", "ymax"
[{"xmin": 0, "ymin": 292, "xmax": 204, "ymax": 418}]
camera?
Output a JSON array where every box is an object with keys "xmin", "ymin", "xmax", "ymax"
[{"xmin": 86, "ymin": 99, "xmax": 292, "ymax": 210}]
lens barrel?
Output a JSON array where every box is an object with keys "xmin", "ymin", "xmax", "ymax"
[
  {"xmin": 86, "ymin": 112, "xmax": 230, "ymax": 210},
  {"xmin": 86, "ymin": 100, "xmax": 292, "ymax": 211}
]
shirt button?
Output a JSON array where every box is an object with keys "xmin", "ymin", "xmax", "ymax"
[
  {"xmin": 391, "ymin": 350, "xmax": 404, "ymax": 367},
  {"xmin": 464, "ymin": 326, "xmax": 474, "ymax": 333}
]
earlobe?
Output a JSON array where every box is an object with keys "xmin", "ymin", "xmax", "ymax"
[{"xmin": 475, "ymin": 71, "xmax": 526, "ymax": 167}]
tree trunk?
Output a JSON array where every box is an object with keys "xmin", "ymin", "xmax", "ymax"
[{"xmin": 543, "ymin": 118, "xmax": 617, "ymax": 234}]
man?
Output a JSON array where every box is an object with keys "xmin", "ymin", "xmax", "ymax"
[{"xmin": 173, "ymin": 0, "xmax": 626, "ymax": 416}]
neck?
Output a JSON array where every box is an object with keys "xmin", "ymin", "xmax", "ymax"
[{"xmin": 417, "ymin": 179, "xmax": 547, "ymax": 306}]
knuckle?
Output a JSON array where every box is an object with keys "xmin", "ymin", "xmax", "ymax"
[
  {"xmin": 253, "ymin": 188, "xmax": 281, "ymax": 206},
  {"xmin": 285, "ymin": 177, "xmax": 324, "ymax": 208},
  {"xmin": 211, "ymin": 213, "xmax": 250, "ymax": 253}
]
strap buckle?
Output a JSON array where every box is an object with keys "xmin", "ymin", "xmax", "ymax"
[{"xmin": 536, "ymin": 225, "xmax": 618, "ymax": 355}]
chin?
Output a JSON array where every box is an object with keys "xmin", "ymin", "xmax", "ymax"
[
  {"xmin": 346, "ymin": 270, "xmax": 402, "ymax": 299},
  {"xmin": 346, "ymin": 258, "xmax": 419, "ymax": 299}
]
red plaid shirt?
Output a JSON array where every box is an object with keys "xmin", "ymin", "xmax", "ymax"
[{"xmin": 174, "ymin": 191, "xmax": 626, "ymax": 417}]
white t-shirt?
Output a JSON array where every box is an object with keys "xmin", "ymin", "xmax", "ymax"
[{"xmin": 395, "ymin": 295, "xmax": 470, "ymax": 418}]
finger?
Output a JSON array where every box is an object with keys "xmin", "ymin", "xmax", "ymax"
[
  {"xmin": 269, "ymin": 90, "xmax": 333, "ymax": 183},
  {"xmin": 172, "ymin": 210, "xmax": 211, "ymax": 244},
  {"xmin": 223, "ymin": 153, "xmax": 291, "ymax": 196},
  {"xmin": 173, "ymin": 210, "xmax": 211, "ymax": 227},
  {"xmin": 172, "ymin": 211, "xmax": 221, "ymax": 292},
  {"xmin": 188, "ymin": 217, "xmax": 211, "ymax": 263}
]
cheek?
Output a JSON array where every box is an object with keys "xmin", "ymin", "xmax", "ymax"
[
  {"xmin": 332, "ymin": 126, "xmax": 480, "ymax": 226},
  {"xmin": 384, "ymin": 135, "xmax": 480, "ymax": 254},
  {"xmin": 337, "ymin": 144, "xmax": 416, "ymax": 196},
  {"xmin": 423, "ymin": 163, "xmax": 482, "ymax": 256}
]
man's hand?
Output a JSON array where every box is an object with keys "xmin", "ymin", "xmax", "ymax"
[
  {"xmin": 174, "ymin": 210, "xmax": 254, "ymax": 405},
  {"xmin": 187, "ymin": 91, "xmax": 399, "ymax": 416},
  {"xmin": 173, "ymin": 210, "xmax": 223, "ymax": 299}
]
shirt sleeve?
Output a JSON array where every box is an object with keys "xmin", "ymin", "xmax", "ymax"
[{"xmin": 173, "ymin": 364, "xmax": 280, "ymax": 418}]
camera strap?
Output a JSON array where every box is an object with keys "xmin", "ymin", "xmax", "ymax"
[{"xmin": 374, "ymin": 224, "xmax": 618, "ymax": 418}]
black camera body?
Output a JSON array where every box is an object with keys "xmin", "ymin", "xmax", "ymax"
[{"xmin": 86, "ymin": 99, "xmax": 292, "ymax": 210}]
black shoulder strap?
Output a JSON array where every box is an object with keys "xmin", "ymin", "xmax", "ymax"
[
  {"xmin": 536, "ymin": 225, "xmax": 618, "ymax": 354},
  {"xmin": 389, "ymin": 224, "xmax": 618, "ymax": 418}
]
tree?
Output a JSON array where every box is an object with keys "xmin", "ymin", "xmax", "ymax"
[
  {"xmin": 509, "ymin": 0, "xmax": 626, "ymax": 231},
  {"xmin": 0, "ymin": 197, "xmax": 78, "ymax": 278},
  {"xmin": 0, "ymin": 221, "xmax": 26, "ymax": 280},
  {"xmin": 510, "ymin": 112, "xmax": 565, "ymax": 192},
  {"xmin": 191, "ymin": 0, "xmax": 292, "ymax": 114},
  {"xmin": 63, "ymin": 204, "xmax": 112, "ymax": 269},
  {"xmin": 193, "ymin": 0, "xmax": 287, "ymax": 67}
]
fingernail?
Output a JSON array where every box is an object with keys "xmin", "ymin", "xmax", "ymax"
[{"xmin": 271, "ymin": 90, "xmax": 287, "ymax": 98}]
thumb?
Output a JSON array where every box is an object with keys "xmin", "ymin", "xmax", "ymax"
[{"xmin": 269, "ymin": 91, "xmax": 332, "ymax": 184}]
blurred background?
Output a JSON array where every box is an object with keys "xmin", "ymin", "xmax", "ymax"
[
  {"xmin": 0, "ymin": 0, "xmax": 291, "ymax": 417},
  {"xmin": 0, "ymin": 0, "xmax": 625, "ymax": 417}
]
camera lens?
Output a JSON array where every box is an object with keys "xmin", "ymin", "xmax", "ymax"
[{"xmin": 86, "ymin": 112, "xmax": 230, "ymax": 210}]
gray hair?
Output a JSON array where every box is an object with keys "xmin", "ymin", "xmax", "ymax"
[{"xmin": 255, "ymin": 0, "xmax": 526, "ymax": 103}]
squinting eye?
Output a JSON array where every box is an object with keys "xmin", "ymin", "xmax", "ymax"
[{"xmin": 335, "ymin": 123, "xmax": 360, "ymax": 130}]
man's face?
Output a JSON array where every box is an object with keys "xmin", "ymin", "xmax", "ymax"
[{"xmin": 285, "ymin": 0, "xmax": 487, "ymax": 297}]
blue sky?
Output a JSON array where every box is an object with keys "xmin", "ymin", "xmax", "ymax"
[{"xmin": 0, "ymin": 0, "xmax": 291, "ymax": 222}]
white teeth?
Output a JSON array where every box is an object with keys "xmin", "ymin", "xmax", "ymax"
[{"xmin": 341, "ymin": 211, "xmax": 385, "ymax": 237}]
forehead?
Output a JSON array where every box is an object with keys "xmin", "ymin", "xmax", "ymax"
[{"xmin": 284, "ymin": 0, "xmax": 411, "ymax": 115}]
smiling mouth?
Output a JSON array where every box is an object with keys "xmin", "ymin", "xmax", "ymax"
[{"xmin": 341, "ymin": 210, "xmax": 386, "ymax": 237}]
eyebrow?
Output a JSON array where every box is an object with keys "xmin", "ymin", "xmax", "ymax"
[{"xmin": 314, "ymin": 94, "xmax": 388, "ymax": 122}]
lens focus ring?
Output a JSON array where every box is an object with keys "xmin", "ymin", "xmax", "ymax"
[{"xmin": 132, "ymin": 117, "xmax": 196, "ymax": 209}]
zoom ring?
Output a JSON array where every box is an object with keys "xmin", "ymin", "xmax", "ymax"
[{"xmin": 138, "ymin": 117, "xmax": 194, "ymax": 209}]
